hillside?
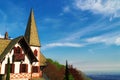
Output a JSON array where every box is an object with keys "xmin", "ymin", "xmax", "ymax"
[{"xmin": 43, "ymin": 59, "xmax": 92, "ymax": 80}]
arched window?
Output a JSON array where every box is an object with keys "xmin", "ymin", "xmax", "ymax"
[
  {"xmin": 14, "ymin": 46, "xmax": 22, "ymax": 54},
  {"xmin": 34, "ymin": 49, "xmax": 38, "ymax": 56}
]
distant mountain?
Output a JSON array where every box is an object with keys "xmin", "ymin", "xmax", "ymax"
[{"xmin": 43, "ymin": 58, "xmax": 92, "ymax": 80}]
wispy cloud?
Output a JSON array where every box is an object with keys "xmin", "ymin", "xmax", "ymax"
[
  {"xmin": 115, "ymin": 37, "xmax": 120, "ymax": 46},
  {"xmin": 63, "ymin": 6, "xmax": 70, "ymax": 13},
  {"xmin": 85, "ymin": 32, "xmax": 120, "ymax": 46},
  {"xmin": 42, "ymin": 17, "xmax": 120, "ymax": 50},
  {"xmin": 42, "ymin": 42, "xmax": 84, "ymax": 50},
  {"xmin": 41, "ymin": 0, "xmax": 120, "ymax": 50},
  {"xmin": 74, "ymin": 0, "xmax": 120, "ymax": 20}
]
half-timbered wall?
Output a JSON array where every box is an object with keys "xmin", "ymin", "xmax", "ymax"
[{"xmin": 1, "ymin": 43, "xmax": 32, "ymax": 74}]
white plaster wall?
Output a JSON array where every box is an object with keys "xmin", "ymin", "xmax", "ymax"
[
  {"xmin": 14, "ymin": 62, "xmax": 20, "ymax": 73},
  {"xmin": 30, "ymin": 46, "xmax": 40, "ymax": 66},
  {"xmin": 1, "ymin": 54, "xmax": 9, "ymax": 74}
]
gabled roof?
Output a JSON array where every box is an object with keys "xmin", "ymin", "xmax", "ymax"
[
  {"xmin": 0, "ymin": 38, "xmax": 11, "ymax": 54},
  {"xmin": 39, "ymin": 52, "xmax": 47, "ymax": 66},
  {"xmin": 24, "ymin": 9, "xmax": 40, "ymax": 47},
  {"xmin": 0, "ymin": 36, "xmax": 38, "ymax": 63}
]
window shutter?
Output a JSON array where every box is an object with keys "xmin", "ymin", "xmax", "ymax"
[
  {"xmin": 26, "ymin": 64, "xmax": 28, "ymax": 73},
  {"xmin": 20, "ymin": 64, "xmax": 28, "ymax": 73},
  {"xmin": 11, "ymin": 64, "xmax": 15, "ymax": 73},
  {"xmin": 5, "ymin": 64, "xmax": 15, "ymax": 73}
]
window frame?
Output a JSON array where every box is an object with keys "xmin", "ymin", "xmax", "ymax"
[
  {"xmin": 34, "ymin": 49, "xmax": 38, "ymax": 56},
  {"xmin": 5, "ymin": 64, "xmax": 15, "ymax": 73},
  {"xmin": 20, "ymin": 64, "xmax": 28, "ymax": 73},
  {"xmin": 32, "ymin": 66, "xmax": 39, "ymax": 73}
]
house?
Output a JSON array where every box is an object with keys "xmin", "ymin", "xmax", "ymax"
[{"xmin": 0, "ymin": 9, "xmax": 47, "ymax": 80}]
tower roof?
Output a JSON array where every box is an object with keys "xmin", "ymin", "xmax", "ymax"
[{"xmin": 24, "ymin": 9, "xmax": 40, "ymax": 47}]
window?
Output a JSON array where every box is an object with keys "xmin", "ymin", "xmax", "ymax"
[
  {"xmin": 34, "ymin": 49, "xmax": 38, "ymax": 56},
  {"xmin": 13, "ymin": 54, "xmax": 25, "ymax": 61},
  {"xmin": 20, "ymin": 64, "xmax": 28, "ymax": 73},
  {"xmin": 5, "ymin": 64, "xmax": 15, "ymax": 73},
  {"xmin": 13, "ymin": 46, "xmax": 25, "ymax": 61},
  {"xmin": 32, "ymin": 66, "xmax": 39, "ymax": 73},
  {"xmin": 14, "ymin": 46, "xmax": 22, "ymax": 54}
]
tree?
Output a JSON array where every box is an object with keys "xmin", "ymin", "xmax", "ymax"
[
  {"xmin": 65, "ymin": 60, "xmax": 69, "ymax": 80},
  {"xmin": 6, "ymin": 57, "xmax": 10, "ymax": 80},
  {"xmin": 43, "ymin": 58, "xmax": 91, "ymax": 80},
  {"xmin": 43, "ymin": 59, "xmax": 65, "ymax": 80}
]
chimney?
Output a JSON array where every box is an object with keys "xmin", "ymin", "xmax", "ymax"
[{"xmin": 4, "ymin": 32, "xmax": 8, "ymax": 39}]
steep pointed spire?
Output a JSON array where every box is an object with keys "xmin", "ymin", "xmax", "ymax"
[{"xmin": 24, "ymin": 9, "xmax": 40, "ymax": 47}]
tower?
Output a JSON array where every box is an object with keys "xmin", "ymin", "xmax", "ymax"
[{"xmin": 24, "ymin": 9, "xmax": 46, "ymax": 74}]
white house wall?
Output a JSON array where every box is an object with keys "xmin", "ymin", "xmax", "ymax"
[
  {"xmin": 1, "ymin": 43, "xmax": 32, "ymax": 74},
  {"xmin": 30, "ymin": 46, "xmax": 40, "ymax": 66}
]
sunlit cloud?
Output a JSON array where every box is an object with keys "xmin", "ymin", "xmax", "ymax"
[
  {"xmin": 85, "ymin": 32, "xmax": 120, "ymax": 46},
  {"xmin": 74, "ymin": 0, "xmax": 120, "ymax": 20},
  {"xmin": 42, "ymin": 42, "xmax": 84, "ymax": 50}
]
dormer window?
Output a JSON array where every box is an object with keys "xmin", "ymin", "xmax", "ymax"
[
  {"xmin": 14, "ymin": 46, "xmax": 22, "ymax": 54},
  {"xmin": 34, "ymin": 49, "xmax": 38, "ymax": 56}
]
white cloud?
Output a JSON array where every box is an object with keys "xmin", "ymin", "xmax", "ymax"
[
  {"xmin": 42, "ymin": 42, "xmax": 84, "ymax": 50},
  {"xmin": 115, "ymin": 37, "xmax": 120, "ymax": 46},
  {"xmin": 85, "ymin": 32, "xmax": 120, "ymax": 46},
  {"xmin": 74, "ymin": 0, "xmax": 120, "ymax": 18},
  {"xmin": 86, "ymin": 36, "xmax": 107, "ymax": 43},
  {"xmin": 0, "ymin": 34, "xmax": 4, "ymax": 38}
]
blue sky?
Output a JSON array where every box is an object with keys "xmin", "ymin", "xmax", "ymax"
[{"xmin": 0, "ymin": 0, "xmax": 120, "ymax": 73}]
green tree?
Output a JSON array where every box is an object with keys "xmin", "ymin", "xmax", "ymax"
[
  {"xmin": 65, "ymin": 60, "xmax": 69, "ymax": 80},
  {"xmin": 6, "ymin": 57, "xmax": 10, "ymax": 80}
]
